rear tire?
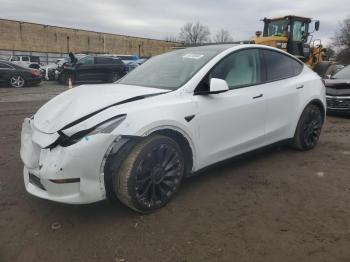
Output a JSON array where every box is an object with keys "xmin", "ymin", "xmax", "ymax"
[
  {"xmin": 9, "ymin": 75, "xmax": 25, "ymax": 88},
  {"xmin": 292, "ymin": 104, "xmax": 323, "ymax": 151},
  {"xmin": 115, "ymin": 135, "xmax": 185, "ymax": 213},
  {"xmin": 61, "ymin": 72, "xmax": 75, "ymax": 86},
  {"xmin": 107, "ymin": 72, "xmax": 119, "ymax": 83}
]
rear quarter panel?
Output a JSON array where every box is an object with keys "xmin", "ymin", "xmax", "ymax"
[{"xmin": 292, "ymin": 67, "xmax": 326, "ymax": 134}]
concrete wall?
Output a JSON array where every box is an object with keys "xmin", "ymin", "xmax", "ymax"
[{"xmin": 0, "ymin": 19, "xmax": 180, "ymax": 58}]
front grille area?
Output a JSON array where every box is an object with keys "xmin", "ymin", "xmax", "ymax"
[
  {"xmin": 29, "ymin": 173, "xmax": 46, "ymax": 191},
  {"xmin": 326, "ymin": 97, "xmax": 350, "ymax": 110}
]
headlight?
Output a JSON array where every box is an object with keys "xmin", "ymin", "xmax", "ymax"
[{"xmin": 53, "ymin": 114, "xmax": 126, "ymax": 147}]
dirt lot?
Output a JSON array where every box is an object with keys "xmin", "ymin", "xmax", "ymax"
[{"xmin": 0, "ymin": 82, "xmax": 350, "ymax": 262}]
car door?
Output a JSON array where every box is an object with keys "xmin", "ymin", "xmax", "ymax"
[
  {"xmin": 193, "ymin": 49, "xmax": 268, "ymax": 168},
  {"xmin": 95, "ymin": 57, "xmax": 114, "ymax": 81},
  {"xmin": 261, "ymin": 49, "xmax": 303, "ymax": 144},
  {"xmin": 75, "ymin": 56, "xmax": 96, "ymax": 81}
]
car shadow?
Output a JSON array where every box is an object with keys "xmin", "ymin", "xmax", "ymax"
[
  {"xmin": 26, "ymin": 143, "xmax": 296, "ymax": 220},
  {"xmin": 327, "ymin": 112, "xmax": 350, "ymax": 119}
]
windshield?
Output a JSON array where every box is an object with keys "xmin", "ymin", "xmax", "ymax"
[
  {"xmin": 292, "ymin": 21, "xmax": 307, "ymax": 41},
  {"xmin": 119, "ymin": 48, "xmax": 223, "ymax": 90},
  {"xmin": 332, "ymin": 65, "xmax": 350, "ymax": 80},
  {"xmin": 267, "ymin": 20, "xmax": 289, "ymax": 37}
]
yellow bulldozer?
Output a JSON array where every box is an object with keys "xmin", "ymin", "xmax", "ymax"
[{"xmin": 254, "ymin": 15, "xmax": 333, "ymax": 77}]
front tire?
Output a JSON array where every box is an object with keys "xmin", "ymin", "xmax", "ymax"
[
  {"xmin": 115, "ymin": 135, "xmax": 185, "ymax": 213},
  {"xmin": 292, "ymin": 104, "xmax": 323, "ymax": 151}
]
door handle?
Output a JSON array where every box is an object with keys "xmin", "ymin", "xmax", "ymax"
[
  {"xmin": 296, "ymin": 85, "xmax": 304, "ymax": 89},
  {"xmin": 253, "ymin": 94, "xmax": 263, "ymax": 99}
]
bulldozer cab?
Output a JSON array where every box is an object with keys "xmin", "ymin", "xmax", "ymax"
[
  {"xmin": 255, "ymin": 15, "xmax": 331, "ymax": 76},
  {"xmin": 257, "ymin": 15, "xmax": 319, "ymax": 61}
]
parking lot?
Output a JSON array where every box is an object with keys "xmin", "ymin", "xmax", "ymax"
[{"xmin": 0, "ymin": 82, "xmax": 350, "ymax": 262}]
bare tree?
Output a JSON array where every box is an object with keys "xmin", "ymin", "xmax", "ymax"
[
  {"xmin": 164, "ymin": 34, "xmax": 178, "ymax": 42},
  {"xmin": 178, "ymin": 22, "xmax": 211, "ymax": 45},
  {"xmin": 213, "ymin": 29, "xmax": 233, "ymax": 43},
  {"xmin": 334, "ymin": 16, "xmax": 350, "ymax": 64}
]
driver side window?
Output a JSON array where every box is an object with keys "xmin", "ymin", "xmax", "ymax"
[{"xmin": 209, "ymin": 49, "xmax": 261, "ymax": 89}]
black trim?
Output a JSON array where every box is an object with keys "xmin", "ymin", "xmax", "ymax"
[
  {"xmin": 48, "ymin": 114, "xmax": 126, "ymax": 148},
  {"xmin": 184, "ymin": 115, "xmax": 196, "ymax": 122},
  {"xmin": 194, "ymin": 89, "xmax": 228, "ymax": 95},
  {"xmin": 29, "ymin": 173, "xmax": 46, "ymax": 191},
  {"xmin": 253, "ymin": 94, "xmax": 263, "ymax": 99},
  {"xmin": 61, "ymin": 93, "xmax": 165, "ymax": 130},
  {"xmin": 188, "ymin": 139, "xmax": 292, "ymax": 177},
  {"xmin": 49, "ymin": 178, "xmax": 80, "ymax": 184},
  {"xmin": 104, "ymin": 137, "xmax": 140, "ymax": 201}
]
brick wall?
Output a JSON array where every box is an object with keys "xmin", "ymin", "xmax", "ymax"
[{"xmin": 0, "ymin": 19, "xmax": 181, "ymax": 57}]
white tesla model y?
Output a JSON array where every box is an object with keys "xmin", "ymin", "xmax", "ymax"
[{"xmin": 20, "ymin": 44, "xmax": 326, "ymax": 212}]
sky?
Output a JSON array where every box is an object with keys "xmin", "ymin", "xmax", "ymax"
[{"xmin": 0, "ymin": 0, "xmax": 348, "ymax": 46}]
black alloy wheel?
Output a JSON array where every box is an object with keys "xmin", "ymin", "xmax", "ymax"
[
  {"xmin": 115, "ymin": 135, "xmax": 185, "ymax": 212},
  {"xmin": 293, "ymin": 104, "xmax": 323, "ymax": 150}
]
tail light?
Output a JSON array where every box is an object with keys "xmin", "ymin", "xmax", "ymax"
[{"xmin": 31, "ymin": 70, "xmax": 41, "ymax": 77}]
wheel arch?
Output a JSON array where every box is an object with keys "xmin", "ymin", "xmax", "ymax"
[
  {"xmin": 149, "ymin": 128, "xmax": 194, "ymax": 176},
  {"xmin": 293, "ymin": 98, "xmax": 326, "ymax": 136},
  {"xmin": 103, "ymin": 126, "xmax": 195, "ymax": 201},
  {"xmin": 307, "ymin": 98, "xmax": 326, "ymax": 122}
]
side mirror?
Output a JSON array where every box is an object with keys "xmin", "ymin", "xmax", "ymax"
[
  {"xmin": 209, "ymin": 78, "xmax": 229, "ymax": 94},
  {"xmin": 315, "ymin": 21, "xmax": 320, "ymax": 31},
  {"xmin": 325, "ymin": 74, "xmax": 331, "ymax": 79}
]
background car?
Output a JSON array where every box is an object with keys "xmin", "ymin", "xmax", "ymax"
[
  {"xmin": 0, "ymin": 60, "xmax": 41, "ymax": 88},
  {"xmin": 40, "ymin": 58, "xmax": 69, "ymax": 81},
  {"xmin": 102, "ymin": 54, "xmax": 140, "ymax": 72},
  {"xmin": 126, "ymin": 58, "xmax": 148, "ymax": 72},
  {"xmin": 8, "ymin": 55, "xmax": 41, "ymax": 69},
  {"xmin": 20, "ymin": 44, "xmax": 325, "ymax": 212},
  {"xmin": 57, "ymin": 54, "xmax": 126, "ymax": 85},
  {"xmin": 326, "ymin": 65, "xmax": 350, "ymax": 114}
]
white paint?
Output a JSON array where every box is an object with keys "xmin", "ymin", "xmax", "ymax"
[{"xmin": 20, "ymin": 44, "xmax": 325, "ymax": 204}]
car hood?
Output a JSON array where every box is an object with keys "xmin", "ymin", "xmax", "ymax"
[
  {"xmin": 34, "ymin": 84, "xmax": 168, "ymax": 134},
  {"xmin": 325, "ymin": 79, "xmax": 350, "ymax": 96}
]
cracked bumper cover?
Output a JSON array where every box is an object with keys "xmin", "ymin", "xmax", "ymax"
[{"xmin": 20, "ymin": 118, "xmax": 122, "ymax": 204}]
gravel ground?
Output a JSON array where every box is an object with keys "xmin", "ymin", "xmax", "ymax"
[{"xmin": 0, "ymin": 81, "xmax": 350, "ymax": 262}]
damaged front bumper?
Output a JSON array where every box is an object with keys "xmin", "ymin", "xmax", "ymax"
[{"xmin": 20, "ymin": 117, "xmax": 119, "ymax": 204}]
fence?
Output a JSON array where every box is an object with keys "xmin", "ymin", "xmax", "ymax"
[{"xmin": 0, "ymin": 50, "xmax": 71, "ymax": 65}]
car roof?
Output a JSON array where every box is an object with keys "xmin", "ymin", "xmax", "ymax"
[
  {"xmin": 180, "ymin": 43, "xmax": 298, "ymax": 58},
  {"xmin": 0, "ymin": 60, "xmax": 30, "ymax": 70},
  {"xmin": 179, "ymin": 44, "xmax": 238, "ymax": 52}
]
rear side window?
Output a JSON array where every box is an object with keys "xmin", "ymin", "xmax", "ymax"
[
  {"xmin": 30, "ymin": 56, "xmax": 40, "ymax": 63},
  {"xmin": 263, "ymin": 50, "xmax": 303, "ymax": 81},
  {"xmin": 96, "ymin": 57, "xmax": 112, "ymax": 64},
  {"xmin": 79, "ymin": 56, "xmax": 94, "ymax": 65},
  {"xmin": 11, "ymin": 56, "xmax": 20, "ymax": 61},
  {"xmin": 96, "ymin": 57, "xmax": 123, "ymax": 65},
  {"xmin": 22, "ymin": 56, "xmax": 29, "ymax": 62}
]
